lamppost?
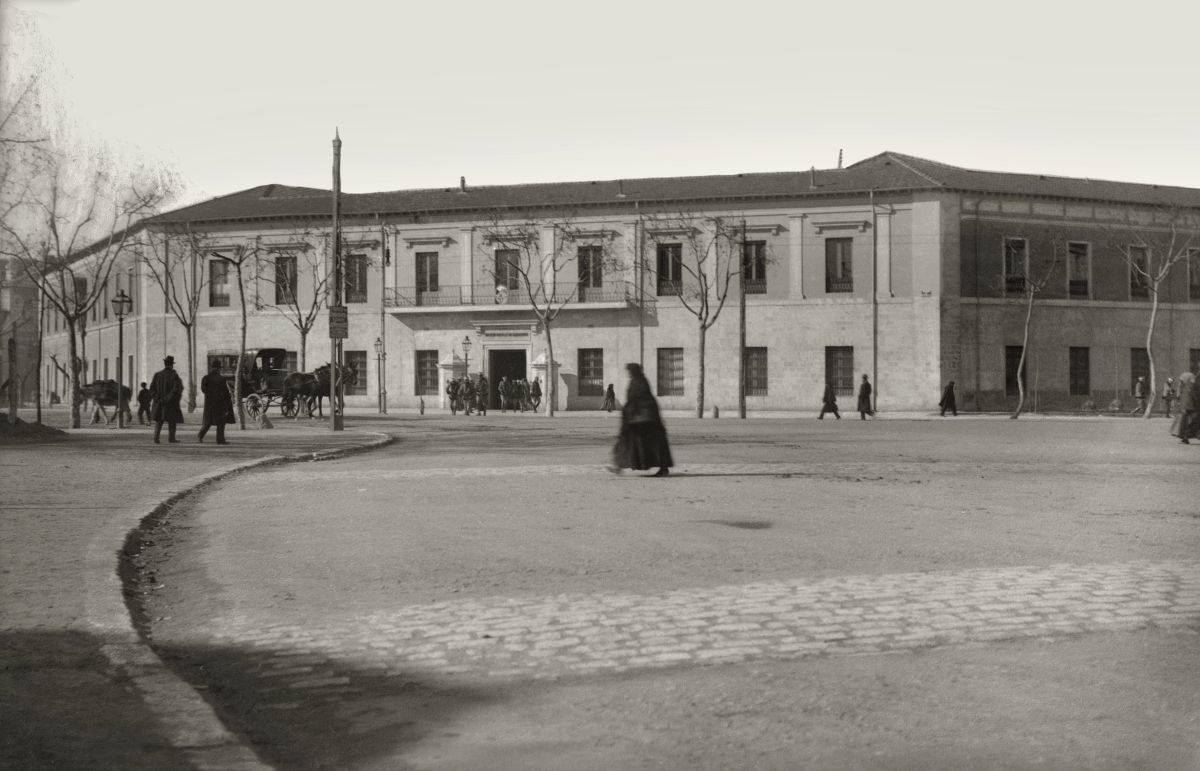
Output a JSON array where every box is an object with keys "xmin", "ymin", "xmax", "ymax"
[
  {"xmin": 461, "ymin": 335, "xmax": 471, "ymax": 378},
  {"xmin": 373, "ymin": 336, "xmax": 386, "ymax": 414},
  {"xmin": 111, "ymin": 290, "xmax": 132, "ymax": 428}
]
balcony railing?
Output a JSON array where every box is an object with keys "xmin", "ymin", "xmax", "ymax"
[
  {"xmin": 825, "ymin": 278, "xmax": 854, "ymax": 294},
  {"xmin": 385, "ymin": 282, "xmax": 636, "ymax": 309},
  {"xmin": 744, "ymin": 279, "xmax": 767, "ymax": 295},
  {"xmin": 1005, "ymin": 275, "xmax": 1026, "ymax": 294},
  {"xmin": 1068, "ymin": 279, "xmax": 1089, "ymax": 298},
  {"xmin": 656, "ymin": 280, "xmax": 682, "ymax": 297}
]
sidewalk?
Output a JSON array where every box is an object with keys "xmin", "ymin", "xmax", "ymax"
[{"xmin": 0, "ymin": 416, "xmax": 391, "ymax": 769}]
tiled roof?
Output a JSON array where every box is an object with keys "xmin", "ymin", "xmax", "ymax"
[{"xmin": 149, "ymin": 152, "xmax": 1200, "ymax": 227}]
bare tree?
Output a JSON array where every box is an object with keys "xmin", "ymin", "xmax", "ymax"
[
  {"xmin": 203, "ymin": 237, "xmax": 261, "ymax": 429},
  {"xmin": 478, "ymin": 214, "xmax": 616, "ymax": 416},
  {"xmin": 0, "ymin": 148, "xmax": 174, "ymax": 427},
  {"xmin": 1106, "ymin": 208, "xmax": 1199, "ymax": 418},
  {"xmin": 256, "ymin": 229, "xmax": 333, "ymax": 370},
  {"xmin": 1002, "ymin": 235, "xmax": 1063, "ymax": 419},
  {"xmin": 138, "ymin": 226, "xmax": 210, "ymax": 411},
  {"xmin": 638, "ymin": 212, "xmax": 744, "ymax": 418}
]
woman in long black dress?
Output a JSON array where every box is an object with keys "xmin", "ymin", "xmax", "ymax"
[{"xmin": 610, "ymin": 363, "xmax": 673, "ymax": 477}]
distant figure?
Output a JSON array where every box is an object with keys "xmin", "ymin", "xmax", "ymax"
[
  {"xmin": 462, "ymin": 376, "xmax": 477, "ymax": 416},
  {"xmin": 476, "ymin": 374, "xmax": 489, "ymax": 416},
  {"xmin": 1176, "ymin": 372, "xmax": 1196, "ymax": 444},
  {"xmin": 446, "ymin": 377, "xmax": 461, "ymax": 415},
  {"xmin": 602, "ymin": 383, "xmax": 617, "ymax": 413},
  {"xmin": 818, "ymin": 383, "xmax": 840, "ymax": 420},
  {"xmin": 939, "ymin": 381, "xmax": 958, "ymax": 417},
  {"xmin": 857, "ymin": 374, "xmax": 874, "ymax": 420},
  {"xmin": 530, "ymin": 377, "xmax": 542, "ymax": 411},
  {"xmin": 1161, "ymin": 377, "xmax": 1177, "ymax": 418},
  {"xmin": 49, "ymin": 391, "xmax": 61, "ymax": 405},
  {"xmin": 136, "ymin": 382, "xmax": 152, "ymax": 425},
  {"xmin": 610, "ymin": 363, "xmax": 673, "ymax": 477},
  {"xmin": 499, "ymin": 377, "xmax": 511, "ymax": 413},
  {"xmin": 149, "ymin": 356, "xmax": 184, "ymax": 444},
  {"xmin": 197, "ymin": 361, "xmax": 234, "ymax": 444},
  {"xmin": 1132, "ymin": 376, "xmax": 1147, "ymax": 414}
]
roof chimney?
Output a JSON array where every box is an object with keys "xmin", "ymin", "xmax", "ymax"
[
  {"xmin": 837, "ymin": 149, "xmax": 843, "ymax": 169},
  {"xmin": 459, "ymin": 176, "xmax": 467, "ymax": 194},
  {"xmin": 809, "ymin": 166, "xmax": 817, "ymax": 189}
]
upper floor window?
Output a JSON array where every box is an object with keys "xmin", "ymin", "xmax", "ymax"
[
  {"xmin": 416, "ymin": 251, "xmax": 439, "ymax": 294},
  {"xmin": 1188, "ymin": 248, "xmax": 1200, "ymax": 302},
  {"xmin": 825, "ymin": 238, "xmax": 853, "ymax": 293},
  {"xmin": 1128, "ymin": 245, "xmax": 1149, "ymax": 299},
  {"xmin": 656, "ymin": 243, "xmax": 682, "ymax": 296},
  {"xmin": 344, "ymin": 253, "xmax": 368, "ymax": 303},
  {"xmin": 1004, "ymin": 237, "xmax": 1027, "ymax": 295},
  {"xmin": 209, "ymin": 259, "xmax": 230, "ymax": 307},
  {"xmin": 578, "ymin": 246, "xmax": 603, "ymax": 298},
  {"xmin": 494, "ymin": 249, "xmax": 521, "ymax": 291},
  {"xmin": 1067, "ymin": 242, "xmax": 1090, "ymax": 299},
  {"xmin": 742, "ymin": 240, "xmax": 766, "ymax": 294},
  {"xmin": 275, "ymin": 253, "xmax": 297, "ymax": 305}
]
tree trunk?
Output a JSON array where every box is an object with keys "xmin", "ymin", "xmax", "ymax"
[
  {"xmin": 1142, "ymin": 287, "xmax": 1159, "ymax": 418},
  {"xmin": 67, "ymin": 320, "xmax": 81, "ymax": 428},
  {"xmin": 696, "ymin": 322, "xmax": 707, "ymax": 419},
  {"xmin": 1009, "ymin": 291, "xmax": 1034, "ymax": 419},
  {"xmin": 235, "ymin": 262, "xmax": 247, "ymax": 429},
  {"xmin": 185, "ymin": 325, "xmax": 197, "ymax": 412},
  {"xmin": 299, "ymin": 330, "xmax": 307, "ymax": 371},
  {"xmin": 543, "ymin": 322, "xmax": 555, "ymax": 417}
]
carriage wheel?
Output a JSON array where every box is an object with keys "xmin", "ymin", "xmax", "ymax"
[
  {"xmin": 244, "ymin": 393, "xmax": 263, "ymax": 421},
  {"xmin": 281, "ymin": 397, "xmax": 298, "ymax": 418}
]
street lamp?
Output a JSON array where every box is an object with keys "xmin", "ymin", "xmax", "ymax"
[
  {"xmin": 110, "ymin": 290, "xmax": 133, "ymax": 428},
  {"xmin": 373, "ymin": 336, "xmax": 386, "ymax": 414},
  {"xmin": 461, "ymin": 335, "xmax": 472, "ymax": 378}
]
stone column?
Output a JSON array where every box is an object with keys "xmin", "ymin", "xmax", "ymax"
[
  {"xmin": 788, "ymin": 214, "xmax": 805, "ymax": 299},
  {"xmin": 876, "ymin": 210, "xmax": 892, "ymax": 298},
  {"xmin": 460, "ymin": 227, "xmax": 474, "ymax": 304}
]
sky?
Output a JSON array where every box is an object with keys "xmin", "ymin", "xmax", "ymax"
[{"xmin": 8, "ymin": 0, "xmax": 1200, "ymax": 209}]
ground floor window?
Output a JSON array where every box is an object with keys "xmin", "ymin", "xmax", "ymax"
[
  {"xmin": 344, "ymin": 350, "xmax": 367, "ymax": 395},
  {"xmin": 1069, "ymin": 347, "xmax": 1090, "ymax": 396},
  {"xmin": 656, "ymin": 348, "xmax": 684, "ymax": 396},
  {"xmin": 577, "ymin": 348, "xmax": 603, "ymax": 396},
  {"xmin": 825, "ymin": 346, "xmax": 854, "ymax": 397},
  {"xmin": 415, "ymin": 350, "xmax": 438, "ymax": 395},
  {"xmin": 744, "ymin": 347, "xmax": 768, "ymax": 396},
  {"xmin": 1004, "ymin": 346, "xmax": 1025, "ymax": 396}
]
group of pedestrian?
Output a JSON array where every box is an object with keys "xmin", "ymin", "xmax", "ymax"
[
  {"xmin": 139, "ymin": 355, "xmax": 235, "ymax": 445},
  {"xmin": 818, "ymin": 374, "xmax": 875, "ymax": 420},
  {"xmin": 445, "ymin": 373, "xmax": 491, "ymax": 416},
  {"xmin": 495, "ymin": 376, "xmax": 541, "ymax": 413}
]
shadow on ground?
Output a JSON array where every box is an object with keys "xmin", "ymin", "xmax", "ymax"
[{"xmin": 0, "ymin": 630, "xmax": 192, "ymax": 769}]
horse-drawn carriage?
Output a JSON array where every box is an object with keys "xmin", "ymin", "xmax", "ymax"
[{"xmin": 212, "ymin": 347, "xmax": 300, "ymax": 420}]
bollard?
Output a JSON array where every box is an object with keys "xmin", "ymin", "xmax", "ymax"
[
  {"xmin": 713, "ymin": 404, "xmax": 719, "ymax": 419},
  {"xmin": 419, "ymin": 397, "xmax": 425, "ymax": 415}
]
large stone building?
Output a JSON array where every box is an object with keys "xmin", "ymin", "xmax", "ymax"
[{"xmin": 38, "ymin": 152, "xmax": 1200, "ymax": 414}]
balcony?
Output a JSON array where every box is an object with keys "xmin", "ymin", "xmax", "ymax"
[
  {"xmin": 384, "ymin": 282, "xmax": 638, "ymax": 313},
  {"xmin": 1068, "ymin": 279, "xmax": 1089, "ymax": 299},
  {"xmin": 825, "ymin": 278, "xmax": 854, "ymax": 294},
  {"xmin": 744, "ymin": 279, "xmax": 767, "ymax": 295},
  {"xmin": 1005, "ymin": 275, "xmax": 1026, "ymax": 295}
]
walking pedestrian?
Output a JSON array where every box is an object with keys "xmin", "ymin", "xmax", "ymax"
[
  {"xmin": 149, "ymin": 356, "xmax": 184, "ymax": 444},
  {"xmin": 197, "ymin": 361, "xmax": 234, "ymax": 444},
  {"xmin": 1176, "ymin": 372, "xmax": 1196, "ymax": 444},
  {"xmin": 857, "ymin": 374, "xmax": 874, "ymax": 420},
  {"xmin": 136, "ymin": 382, "xmax": 152, "ymax": 425},
  {"xmin": 462, "ymin": 376, "xmax": 477, "ymax": 415},
  {"xmin": 939, "ymin": 381, "xmax": 958, "ymax": 417},
  {"xmin": 818, "ymin": 383, "xmax": 840, "ymax": 419},
  {"xmin": 609, "ymin": 363, "xmax": 674, "ymax": 477},
  {"xmin": 446, "ymin": 377, "xmax": 461, "ymax": 415},
  {"xmin": 499, "ymin": 377, "xmax": 511, "ymax": 413},
  {"xmin": 1161, "ymin": 377, "xmax": 1176, "ymax": 418},
  {"xmin": 530, "ymin": 377, "xmax": 542, "ymax": 411},
  {"xmin": 1132, "ymin": 376, "xmax": 1147, "ymax": 415},
  {"xmin": 477, "ymin": 374, "xmax": 489, "ymax": 416},
  {"xmin": 602, "ymin": 383, "xmax": 617, "ymax": 412}
]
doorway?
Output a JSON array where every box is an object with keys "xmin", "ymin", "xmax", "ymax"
[{"xmin": 488, "ymin": 349, "xmax": 527, "ymax": 409}]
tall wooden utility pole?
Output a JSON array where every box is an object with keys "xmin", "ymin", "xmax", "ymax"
[{"xmin": 329, "ymin": 129, "xmax": 345, "ymax": 431}]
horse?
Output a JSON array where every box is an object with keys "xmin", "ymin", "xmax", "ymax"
[
  {"xmin": 281, "ymin": 362, "xmax": 358, "ymax": 419},
  {"xmin": 80, "ymin": 380, "xmax": 133, "ymax": 425}
]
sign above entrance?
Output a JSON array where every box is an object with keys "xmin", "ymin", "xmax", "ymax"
[
  {"xmin": 471, "ymin": 320, "xmax": 540, "ymax": 339},
  {"xmin": 328, "ymin": 305, "xmax": 348, "ymax": 339}
]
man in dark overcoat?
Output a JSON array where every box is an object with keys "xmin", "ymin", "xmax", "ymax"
[
  {"xmin": 150, "ymin": 356, "xmax": 184, "ymax": 444},
  {"xmin": 197, "ymin": 361, "xmax": 235, "ymax": 444},
  {"xmin": 857, "ymin": 374, "xmax": 874, "ymax": 420},
  {"xmin": 1178, "ymin": 372, "xmax": 1196, "ymax": 445},
  {"xmin": 818, "ymin": 383, "xmax": 840, "ymax": 419},
  {"xmin": 939, "ymin": 381, "xmax": 958, "ymax": 417}
]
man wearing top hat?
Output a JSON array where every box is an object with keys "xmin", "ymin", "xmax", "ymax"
[{"xmin": 150, "ymin": 355, "xmax": 185, "ymax": 444}]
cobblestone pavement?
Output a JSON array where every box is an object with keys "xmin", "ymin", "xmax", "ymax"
[{"xmin": 205, "ymin": 559, "xmax": 1200, "ymax": 698}]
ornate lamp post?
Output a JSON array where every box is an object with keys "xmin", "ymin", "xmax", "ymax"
[
  {"xmin": 111, "ymin": 290, "xmax": 133, "ymax": 428},
  {"xmin": 373, "ymin": 336, "xmax": 386, "ymax": 414},
  {"xmin": 461, "ymin": 335, "xmax": 472, "ymax": 378}
]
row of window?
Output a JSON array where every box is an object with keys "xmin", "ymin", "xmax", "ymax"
[
  {"xmin": 1003, "ymin": 237, "xmax": 1200, "ymax": 300},
  {"xmin": 1004, "ymin": 345, "xmax": 1200, "ymax": 396},
  {"xmin": 46, "ymin": 276, "xmax": 138, "ymax": 332}
]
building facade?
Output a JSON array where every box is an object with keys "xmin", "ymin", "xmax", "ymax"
[{"xmin": 38, "ymin": 152, "xmax": 1200, "ymax": 415}]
